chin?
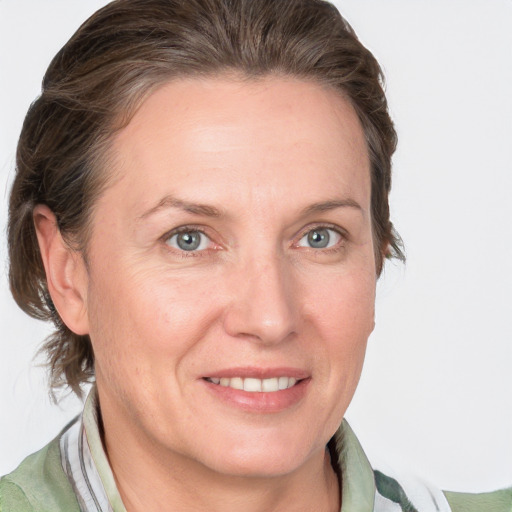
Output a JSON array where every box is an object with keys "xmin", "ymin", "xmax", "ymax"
[{"xmin": 188, "ymin": 427, "xmax": 324, "ymax": 478}]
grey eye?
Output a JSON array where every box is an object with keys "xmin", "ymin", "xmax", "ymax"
[
  {"xmin": 167, "ymin": 230, "xmax": 209, "ymax": 252},
  {"xmin": 298, "ymin": 228, "xmax": 341, "ymax": 249},
  {"xmin": 307, "ymin": 228, "xmax": 330, "ymax": 248}
]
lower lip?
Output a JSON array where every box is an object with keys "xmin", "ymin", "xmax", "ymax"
[{"xmin": 201, "ymin": 378, "xmax": 311, "ymax": 413}]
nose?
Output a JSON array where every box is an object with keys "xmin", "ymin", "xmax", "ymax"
[{"xmin": 222, "ymin": 254, "xmax": 298, "ymax": 345}]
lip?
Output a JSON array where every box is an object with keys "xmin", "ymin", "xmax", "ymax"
[
  {"xmin": 200, "ymin": 367, "xmax": 311, "ymax": 413},
  {"xmin": 202, "ymin": 366, "xmax": 310, "ymax": 380}
]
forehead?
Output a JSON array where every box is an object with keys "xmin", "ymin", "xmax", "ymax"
[{"xmin": 105, "ymin": 76, "xmax": 370, "ymax": 217}]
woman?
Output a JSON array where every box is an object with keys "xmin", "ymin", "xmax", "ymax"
[{"xmin": 1, "ymin": 0, "xmax": 510, "ymax": 511}]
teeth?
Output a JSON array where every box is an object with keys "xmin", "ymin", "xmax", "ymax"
[
  {"xmin": 262, "ymin": 377, "xmax": 278, "ymax": 392},
  {"xmin": 278, "ymin": 376, "xmax": 289, "ymax": 390},
  {"xmin": 208, "ymin": 376, "xmax": 299, "ymax": 392},
  {"xmin": 230, "ymin": 377, "xmax": 244, "ymax": 390},
  {"xmin": 244, "ymin": 378, "xmax": 262, "ymax": 392}
]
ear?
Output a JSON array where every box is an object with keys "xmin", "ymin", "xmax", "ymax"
[{"xmin": 33, "ymin": 205, "xmax": 89, "ymax": 335}]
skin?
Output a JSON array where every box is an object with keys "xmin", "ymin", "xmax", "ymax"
[{"xmin": 35, "ymin": 76, "xmax": 377, "ymax": 512}]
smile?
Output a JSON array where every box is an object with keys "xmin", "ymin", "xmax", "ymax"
[{"xmin": 204, "ymin": 376, "xmax": 299, "ymax": 392}]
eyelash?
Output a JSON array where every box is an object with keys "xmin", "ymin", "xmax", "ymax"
[{"xmin": 161, "ymin": 223, "xmax": 347, "ymax": 257}]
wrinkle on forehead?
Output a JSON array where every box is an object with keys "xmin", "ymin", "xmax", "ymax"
[{"xmin": 103, "ymin": 75, "xmax": 371, "ymax": 232}]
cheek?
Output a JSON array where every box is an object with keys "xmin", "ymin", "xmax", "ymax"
[
  {"xmin": 305, "ymin": 265, "xmax": 376, "ymax": 335},
  {"xmin": 299, "ymin": 269, "xmax": 375, "ymax": 437},
  {"xmin": 86, "ymin": 262, "xmax": 224, "ymax": 372},
  {"xmin": 305, "ymin": 267, "xmax": 375, "ymax": 389}
]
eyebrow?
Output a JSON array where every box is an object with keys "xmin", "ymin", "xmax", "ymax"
[
  {"xmin": 138, "ymin": 195, "xmax": 362, "ymax": 222},
  {"xmin": 300, "ymin": 199, "xmax": 363, "ymax": 216},
  {"xmin": 138, "ymin": 195, "xmax": 223, "ymax": 221}
]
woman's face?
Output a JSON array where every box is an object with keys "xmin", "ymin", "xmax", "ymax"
[{"xmin": 83, "ymin": 76, "xmax": 377, "ymax": 476}]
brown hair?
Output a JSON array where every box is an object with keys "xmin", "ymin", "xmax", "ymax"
[{"xmin": 8, "ymin": 0, "xmax": 404, "ymax": 398}]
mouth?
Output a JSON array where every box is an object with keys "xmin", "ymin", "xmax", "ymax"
[
  {"xmin": 203, "ymin": 376, "xmax": 301, "ymax": 392},
  {"xmin": 200, "ymin": 368, "xmax": 310, "ymax": 412}
]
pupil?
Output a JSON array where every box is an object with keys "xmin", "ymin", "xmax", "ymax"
[
  {"xmin": 177, "ymin": 232, "xmax": 200, "ymax": 251},
  {"xmin": 308, "ymin": 229, "xmax": 329, "ymax": 248}
]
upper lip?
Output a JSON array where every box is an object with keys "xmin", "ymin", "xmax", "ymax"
[{"xmin": 202, "ymin": 367, "xmax": 310, "ymax": 380}]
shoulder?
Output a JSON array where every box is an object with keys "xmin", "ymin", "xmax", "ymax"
[
  {"xmin": 444, "ymin": 488, "xmax": 512, "ymax": 512},
  {"xmin": 0, "ymin": 437, "xmax": 80, "ymax": 512},
  {"xmin": 333, "ymin": 421, "xmax": 512, "ymax": 512},
  {"xmin": 373, "ymin": 467, "xmax": 512, "ymax": 512},
  {"xmin": 374, "ymin": 467, "xmax": 512, "ymax": 512}
]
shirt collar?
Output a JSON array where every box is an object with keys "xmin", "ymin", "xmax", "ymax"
[
  {"xmin": 82, "ymin": 388, "xmax": 127, "ymax": 512},
  {"xmin": 332, "ymin": 421, "xmax": 376, "ymax": 512}
]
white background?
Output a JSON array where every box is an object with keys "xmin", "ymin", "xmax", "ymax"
[{"xmin": 1, "ymin": 0, "xmax": 511, "ymax": 493}]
